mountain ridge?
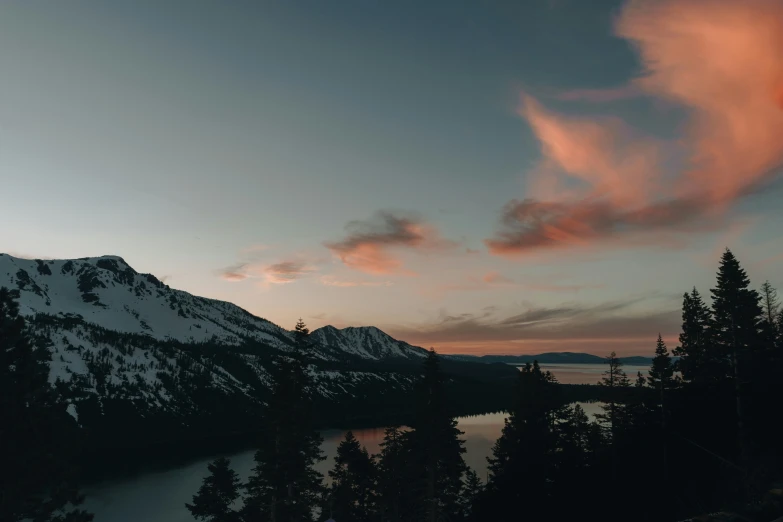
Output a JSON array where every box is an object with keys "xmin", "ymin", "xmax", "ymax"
[{"xmin": 0, "ymin": 253, "xmax": 516, "ymax": 454}]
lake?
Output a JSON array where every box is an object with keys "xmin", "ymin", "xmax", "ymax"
[
  {"xmin": 82, "ymin": 363, "xmax": 637, "ymax": 521},
  {"xmin": 536, "ymin": 362, "xmax": 651, "ymax": 385}
]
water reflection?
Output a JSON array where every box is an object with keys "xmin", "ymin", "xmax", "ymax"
[
  {"xmin": 83, "ymin": 366, "xmax": 620, "ymax": 521},
  {"xmin": 83, "ymin": 412, "xmax": 509, "ymax": 522}
]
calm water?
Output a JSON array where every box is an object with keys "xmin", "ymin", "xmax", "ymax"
[
  {"xmin": 83, "ymin": 363, "xmax": 627, "ymax": 521},
  {"xmin": 538, "ymin": 362, "xmax": 650, "ymax": 385}
]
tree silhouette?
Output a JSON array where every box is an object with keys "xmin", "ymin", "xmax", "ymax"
[
  {"xmin": 710, "ymin": 249, "xmax": 762, "ymax": 479},
  {"xmin": 407, "ymin": 349, "xmax": 467, "ymax": 522},
  {"xmin": 186, "ymin": 457, "xmax": 241, "ymax": 522},
  {"xmin": 0, "ymin": 287, "xmax": 93, "ymax": 522},
  {"xmin": 243, "ymin": 319, "xmax": 325, "ymax": 522},
  {"xmin": 323, "ymin": 431, "xmax": 376, "ymax": 522}
]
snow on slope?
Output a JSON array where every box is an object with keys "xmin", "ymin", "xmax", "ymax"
[
  {"xmin": 310, "ymin": 325, "xmax": 428, "ymax": 360},
  {"xmin": 0, "ymin": 254, "xmax": 292, "ymax": 349},
  {"xmin": 0, "ymin": 253, "xmax": 442, "ymax": 426}
]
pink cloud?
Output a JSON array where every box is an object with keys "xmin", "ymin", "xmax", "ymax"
[
  {"xmin": 220, "ymin": 263, "xmax": 249, "ymax": 282},
  {"xmin": 219, "ymin": 260, "xmax": 316, "ymax": 284},
  {"xmin": 482, "ymin": 271, "xmax": 514, "ymax": 285},
  {"xmin": 264, "ymin": 261, "xmax": 316, "ymax": 284},
  {"xmin": 487, "ymin": 0, "xmax": 783, "ymax": 257},
  {"xmin": 325, "ymin": 211, "xmax": 456, "ymax": 274},
  {"xmin": 320, "ymin": 275, "xmax": 393, "ymax": 287}
]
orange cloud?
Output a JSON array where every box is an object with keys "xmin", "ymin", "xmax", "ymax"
[
  {"xmin": 264, "ymin": 261, "xmax": 316, "ymax": 284},
  {"xmin": 482, "ymin": 271, "xmax": 514, "ymax": 285},
  {"xmin": 487, "ymin": 0, "xmax": 783, "ymax": 257},
  {"xmin": 219, "ymin": 260, "xmax": 316, "ymax": 284},
  {"xmin": 220, "ymin": 263, "xmax": 249, "ymax": 282},
  {"xmin": 432, "ymin": 272, "xmax": 603, "ymax": 295},
  {"xmin": 385, "ymin": 298, "xmax": 681, "ymax": 355},
  {"xmin": 320, "ymin": 275, "xmax": 393, "ymax": 287},
  {"xmin": 325, "ymin": 211, "xmax": 455, "ymax": 274}
]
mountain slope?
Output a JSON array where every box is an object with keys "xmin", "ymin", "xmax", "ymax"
[
  {"xmin": 310, "ymin": 325, "xmax": 428, "ymax": 360},
  {"xmin": 0, "ymin": 253, "xmax": 516, "ymax": 451}
]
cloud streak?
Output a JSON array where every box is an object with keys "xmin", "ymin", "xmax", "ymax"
[
  {"xmin": 325, "ymin": 210, "xmax": 456, "ymax": 274},
  {"xmin": 320, "ymin": 275, "xmax": 393, "ymax": 287},
  {"xmin": 264, "ymin": 261, "xmax": 316, "ymax": 284},
  {"xmin": 487, "ymin": 0, "xmax": 783, "ymax": 257},
  {"xmin": 219, "ymin": 260, "xmax": 316, "ymax": 284},
  {"xmin": 386, "ymin": 297, "xmax": 681, "ymax": 354}
]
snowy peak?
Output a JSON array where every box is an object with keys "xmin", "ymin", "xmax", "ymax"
[
  {"xmin": 0, "ymin": 254, "xmax": 430, "ymax": 362},
  {"xmin": 311, "ymin": 325, "xmax": 428, "ymax": 361},
  {"xmin": 0, "ymin": 253, "xmax": 291, "ymax": 350}
]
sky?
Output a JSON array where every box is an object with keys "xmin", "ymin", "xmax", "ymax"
[{"xmin": 2, "ymin": 0, "xmax": 783, "ymax": 356}]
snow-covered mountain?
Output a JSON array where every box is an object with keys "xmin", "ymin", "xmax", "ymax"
[
  {"xmin": 310, "ymin": 325, "xmax": 428, "ymax": 360},
  {"xmin": 0, "ymin": 253, "xmax": 478, "ymax": 440},
  {"xmin": 0, "ymin": 253, "xmax": 427, "ymax": 362}
]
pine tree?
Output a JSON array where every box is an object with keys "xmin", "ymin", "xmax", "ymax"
[
  {"xmin": 673, "ymin": 288, "xmax": 714, "ymax": 384},
  {"xmin": 323, "ymin": 431, "xmax": 376, "ymax": 522},
  {"xmin": 595, "ymin": 351, "xmax": 631, "ymax": 490},
  {"xmin": 375, "ymin": 426, "xmax": 410, "ymax": 522},
  {"xmin": 596, "ymin": 351, "xmax": 631, "ymax": 440},
  {"xmin": 648, "ymin": 334, "xmax": 674, "ymax": 391},
  {"xmin": 710, "ymin": 250, "xmax": 762, "ymax": 474},
  {"xmin": 759, "ymin": 281, "xmax": 781, "ymax": 352},
  {"xmin": 0, "ymin": 287, "xmax": 93, "ymax": 522},
  {"xmin": 243, "ymin": 319, "xmax": 325, "ymax": 522},
  {"xmin": 407, "ymin": 349, "xmax": 467, "ymax": 522},
  {"xmin": 480, "ymin": 361, "xmax": 557, "ymax": 520},
  {"xmin": 458, "ymin": 469, "xmax": 482, "ymax": 519},
  {"xmin": 759, "ymin": 281, "xmax": 780, "ymax": 331},
  {"xmin": 635, "ymin": 371, "xmax": 646, "ymax": 388},
  {"xmin": 186, "ymin": 457, "xmax": 241, "ymax": 522}
]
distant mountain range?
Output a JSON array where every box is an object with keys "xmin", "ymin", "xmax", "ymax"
[{"xmin": 452, "ymin": 352, "xmax": 659, "ymax": 365}]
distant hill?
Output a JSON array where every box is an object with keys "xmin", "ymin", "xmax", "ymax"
[{"xmin": 451, "ymin": 352, "xmax": 660, "ymax": 365}]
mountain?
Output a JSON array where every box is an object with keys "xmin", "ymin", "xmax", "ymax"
[
  {"xmin": 310, "ymin": 325, "xmax": 427, "ymax": 360},
  {"xmin": 457, "ymin": 352, "xmax": 657, "ymax": 365},
  {"xmin": 0, "ymin": 253, "xmax": 515, "ymax": 465}
]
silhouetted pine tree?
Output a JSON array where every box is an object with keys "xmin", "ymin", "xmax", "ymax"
[
  {"xmin": 458, "ymin": 469, "xmax": 482, "ymax": 519},
  {"xmin": 323, "ymin": 431, "xmax": 376, "ymax": 522},
  {"xmin": 186, "ymin": 457, "xmax": 241, "ymax": 522},
  {"xmin": 477, "ymin": 361, "xmax": 557, "ymax": 520},
  {"xmin": 673, "ymin": 287, "xmax": 714, "ymax": 384},
  {"xmin": 596, "ymin": 351, "xmax": 631, "ymax": 441},
  {"xmin": 406, "ymin": 349, "xmax": 467, "ymax": 522},
  {"xmin": 0, "ymin": 287, "xmax": 93, "ymax": 522},
  {"xmin": 710, "ymin": 250, "xmax": 762, "ymax": 479},
  {"xmin": 648, "ymin": 334, "xmax": 675, "ymax": 391},
  {"xmin": 375, "ymin": 426, "xmax": 410, "ymax": 522},
  {"xmin": 243, "ymin": 319, "xmax": 325, "ymax": 522}
]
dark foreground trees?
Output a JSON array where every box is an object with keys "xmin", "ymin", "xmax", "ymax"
[
  {"xmin": 186, "ymin": 248, "xmax": 783, "ymax": 522},
  {"xmin": 187, "ymin": 457, "xmax": 242, "ymax": 522},
  {"xmin": 0, "ymin": 287, "xmax": 93, "ymax": 522}
]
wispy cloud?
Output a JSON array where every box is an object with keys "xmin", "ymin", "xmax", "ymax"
[
  {"xmin": 320, "ymin": 275, "xmax": 393, "ymax": 287},
  {"xmin": 219, "ymin": 259, "xmax": 317, "ymax": 285},
  {"xmin": 433, "ymin": 272, "xmax": 603, "ymax": 294},
  {"xmin": 264, "ymin": 261, "xmax": 316, "ymax": 284},
  {"xmin": 386, "ymin": 297, "xmax": 680, "ymax": 354},
  {"xmin": 487, "ymin": 0, "xmax": 783, "ymax": 257},
  {"xmin": 220, "ymin": 263, "xmax": 250, "ymax": 282},
  {"xmin": 482, "ymin": 271, "xmax": 514, "ymax": 285},
  {"xmin": 325, "ymin": 210, "xmax": 456, "ymax": 274}
]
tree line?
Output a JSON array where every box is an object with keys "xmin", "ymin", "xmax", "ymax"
[{"xmin": 187, "ymin": 249, "xmax": 783, "ymax": 522}]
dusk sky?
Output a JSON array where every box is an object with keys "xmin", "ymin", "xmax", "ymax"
[{"xmin": 2, "ymin": 0, "xmax": 783, "ymax": 355}]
